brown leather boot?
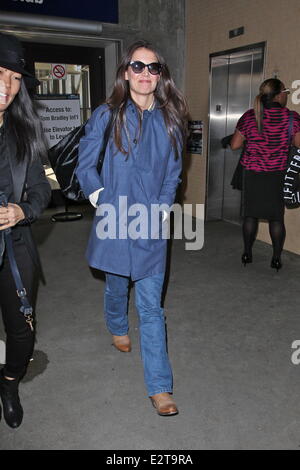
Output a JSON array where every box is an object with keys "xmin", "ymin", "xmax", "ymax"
[
  {"xmin": 150, "ymin": 392, "xmax": 178, "ymax": 416},
  {"xmin": 112, "ymin": 335, "xmax": 132, "ymax": 353}
]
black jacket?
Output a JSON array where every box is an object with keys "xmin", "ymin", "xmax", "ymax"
[{"xmin": 4, "ymin": 128, "xmax": 51, "ymax": 278}]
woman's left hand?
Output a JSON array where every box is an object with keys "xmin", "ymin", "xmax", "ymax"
[{"xmin": 0, "ymin": 203, "xmax": 25, "ymax": 230}]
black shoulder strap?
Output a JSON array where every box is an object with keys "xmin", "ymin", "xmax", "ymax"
[
  {"xmin": 0, "ymin": 189, "xmax": 34, "ymax": 330},
  {"xmin": 288, "ymin": 111, "xmax": 294, "ymax": 143},
  {"xmin": 4, "ymin": 230, "xmax": 34, "ymax": 330},
  {"xmin": 97, "ymin": 107, "xmax": 118, "ymax": 174}
]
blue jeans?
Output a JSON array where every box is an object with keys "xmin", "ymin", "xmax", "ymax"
[{"xmin": 104, "ymin": 272, "xmax": 173, "ymax": 397}]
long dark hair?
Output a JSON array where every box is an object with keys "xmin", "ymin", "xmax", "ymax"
[
  {"xmin": 254, "ymin": 78, "xmax": 283, "ymax": 132},
  {"xmin": 5, "ymin": 80, "xmax": 47, "ymax": 163},
  {"xmin": 106, "ymin": 39, "xmax": 188, "ymax": 158}
]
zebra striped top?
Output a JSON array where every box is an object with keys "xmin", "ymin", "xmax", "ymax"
[{"xmin": 236, "ymin": 103, "xmax": 300, "ymax": 172}]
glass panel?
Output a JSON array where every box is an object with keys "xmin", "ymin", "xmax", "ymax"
[{"xmin": 34, "ymin": 63, "xmax": 91, "ymax": 122}]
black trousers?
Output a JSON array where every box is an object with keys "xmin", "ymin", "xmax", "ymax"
[{"xmin": 0, "ymin": 229, "xmax": 38, "ymax": 379}]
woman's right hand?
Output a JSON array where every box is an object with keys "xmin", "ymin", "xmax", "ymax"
[{"xmin": 0, "ymin": 203, "xmax": 25, "ymax": 230}]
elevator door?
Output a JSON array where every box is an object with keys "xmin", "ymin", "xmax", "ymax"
[{"xmin": 207, "ymin": 46, "xmax": 264, "ymax": 223}]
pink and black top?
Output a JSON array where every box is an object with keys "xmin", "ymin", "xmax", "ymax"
[{"xmin": 236, "ymin": 103, "xmax": 300, "ymax": 172}]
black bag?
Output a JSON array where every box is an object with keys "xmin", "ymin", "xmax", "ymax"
[
  {"xmin": 283, "ymin": 112, "xmax": 300, "ymax": 208},
  {"xmin": 231, "ymin": 141, "xmax": 246, "ymax": 191},
  {"xmin": 283, "ymin": 146, "xmax": 300, "ymax": 208},
  {"xmin": 48, "ymin": 109, "xmax": 116, "ymax": 202},
  {"xmin": 222, "ymin": 133, "xmax": 245, "ymax": 191},
  {"xmin": 230, "ymin": 152, "xmax": 244, "ymax": 190}
]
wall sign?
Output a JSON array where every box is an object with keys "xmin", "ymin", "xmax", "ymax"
[
  {"xmin": 1, "ymin": 0, "xmax": 118, "ymax": 23},
  {"xmin": 229, "ymin": 26, "xmax": 245, "ymax": 39},
  {"xmin": 51, "ymin": 64, "xmax": 67, "ymax": 80},
  {"xmin": 35, "ymin": 94, "xmax": 81, "ymax": 148},
  {"xmin": 187, "ymin": 121, "xmax": 203, "ymax": 154}
]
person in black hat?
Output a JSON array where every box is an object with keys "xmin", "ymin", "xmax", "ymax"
[{"xmin": 0, "ymin": 33, "xmax": 51, "ymax": 428}]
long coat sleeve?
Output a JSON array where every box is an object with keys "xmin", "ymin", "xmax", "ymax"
[
  {"xmin": 76, "ymin": 101, "xmax": 182, "ymax": 281},
  {"xmin": 6, "ymin": 132, "xmax": 51, "ymax": 275}
]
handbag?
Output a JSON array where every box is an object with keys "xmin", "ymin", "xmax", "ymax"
[
  {"xmin": 283, "ymin": 146, "xmax": 300, "ymax": 208},
  {"xmin": 283, "ymin": 112, "xmax": 300, "ymax": 208},
  {"xmin": 221, "ymin": 134, "xmax": 244, "ymax": 191},
  {"xmin": 230, "ymin": 151, "xmax": 244, "ymax": 190},
  {"xmin": 48, "ymin": 108, "xmax": 116, "ymax": 202}
]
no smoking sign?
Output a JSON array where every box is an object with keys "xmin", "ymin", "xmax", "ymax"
[{"xmin": 51, "ymin": 64, "xmax": 67, "ymax": 80}]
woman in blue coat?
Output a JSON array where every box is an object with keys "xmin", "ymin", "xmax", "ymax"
[{"xmin": 76, "ymin": 40, "xmax": 187, "ymax": 416}]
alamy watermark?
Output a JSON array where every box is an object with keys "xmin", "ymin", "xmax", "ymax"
[
  {"xmin": 291, "ymin": 340, "xmax": 300, "ymax": 365},
  {"xmin": 95, "ymin": 196, "xmax": 204, "ymax": 250},
  {"xmin": 290, "ymin": 82, "xmax": 300, "ymax": 104}
]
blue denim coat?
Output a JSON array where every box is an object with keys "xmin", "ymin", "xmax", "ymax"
[{"xmin": 76, "ymin": 101, "xmax": 182, "ymax": 280}]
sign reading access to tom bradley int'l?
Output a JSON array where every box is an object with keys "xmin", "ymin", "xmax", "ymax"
[
  {"xmin": 1, "ymin": 0, "xmax": 118, "ymax": 23},
  {"xmin": 35, "ymin": 94, "xmax": 81, "ymax": 148}
]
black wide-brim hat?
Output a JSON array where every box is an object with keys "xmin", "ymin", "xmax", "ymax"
[{"xmin": 0, "ymin": 33, "xmax": 40, "ymax": 88}]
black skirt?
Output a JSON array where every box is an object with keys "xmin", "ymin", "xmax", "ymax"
[{"xmin": 241, "ymin": 170, "xmax": 285, "ymax": 220}]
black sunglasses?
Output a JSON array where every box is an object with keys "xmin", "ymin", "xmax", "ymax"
[{"xmin": 128, "ymin": 61, "xmax": 162, "ymax": 75}]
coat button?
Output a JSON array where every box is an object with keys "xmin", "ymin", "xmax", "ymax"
[{"xmin": 133, "ymin": 138, "xmax": 137, "ymax": 144}]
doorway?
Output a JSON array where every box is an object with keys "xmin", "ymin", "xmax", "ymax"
[
  {"xmin": 23, "ymin": 42, "xmax": 106, "ymax": 114},
  {"xmin": 206, "ymin": 43, "xmax": 265, "ymax": 223},
  {"xmin": 22, "ymin": 41, "xmax": 106, "ymax": 208}
]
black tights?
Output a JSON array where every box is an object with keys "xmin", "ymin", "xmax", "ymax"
[{"xmin": 242, "ymin": 216, "xmax": 286, "ymax": 259}]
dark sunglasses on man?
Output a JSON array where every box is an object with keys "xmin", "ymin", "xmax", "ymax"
[{"xmin": 128, "ymin": 61, "xmax": 162, "ymax": 75}]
